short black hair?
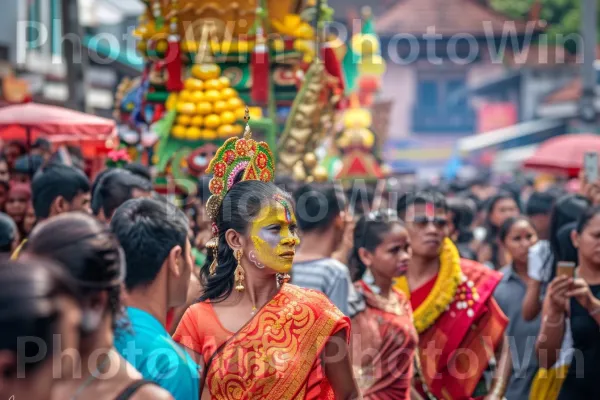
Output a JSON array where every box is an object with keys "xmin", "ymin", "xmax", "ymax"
[
  {"xmin": 14, "ymin": 154, "xmax": 44, "ymax": 176},
  {"xmin": 293, "ymin": 182, "xmax": 346, "ymax": 232},
  {"xmin": 31, "ymin": 164, "xmax": 90, "ymax": 218},
  {"xmin": 525, "ymin": 191, "xmax": 556, "ymax": 216},
  {"xmin": 396, "ymin": 191, "xmax": 448, "ymax": 219},
  {"xmin": 91, "ymin": 169, "xmax": 152, "ymax": 219},
  {"xmin": 0, "ymin": 212, "xmax": 17, "ymax": 252},
  {"xmin": 124, "ymin": 163, "xmax": 152, "ymax": 181},
  {"xmin": 110, "ymin": 198, "xmax": 189, "ymax": 290},
  {"xmin": 32, "ymin": 138, "xmax": 51, "ymax": 151}
]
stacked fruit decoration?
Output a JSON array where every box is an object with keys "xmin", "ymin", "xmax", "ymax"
[{"xmin": 166, "ymin": 63, "xmax": 246, "ymax": 142}]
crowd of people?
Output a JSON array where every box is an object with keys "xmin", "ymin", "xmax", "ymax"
[{"xmin": 0, "ymin": 132, "xmax": 600, "ymax": 400}]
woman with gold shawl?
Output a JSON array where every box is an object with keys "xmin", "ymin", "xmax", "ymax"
[{"xmin": 173, "ymin": 113, "xmax": 360, "ymax": 399}]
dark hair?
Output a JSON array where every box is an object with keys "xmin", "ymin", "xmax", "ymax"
[
  {"xmin": 447, "ymin": 197, "xmax": 476, "ymax": 243},
  {"xmin": 5, "ymin": 140, "xmax": 27, "ymax": 156},
  {"xmin": 0, "ymin": 257, "xmax": 79, "ymax": 372},
  {"xmin": 14, "ymin": 155, "xmax": 44, "ymax": 177},
  {"xmin": 31, "ymin": 164, "xmax": 90, "ymax": 219},
  {"xmin": 0, "ymin": 213, "xmax": 17, "ymax": 253},
  {"xmin": 396, "ymin": 191, "xmax": 448, "ymax": 219},
  {"xmin": 346, "ymin": 184, "xmax": 375, "ymax": 217},
  {"xmin": 350, "ymin": 209, "xmax": 404, "ymax": 281},
  {"xmin": 27, "ymin": 213, "xmax": 124, "ymax": 328},
  {"xmin": 483, "ymin": 192, "xmax": 519, "ymax": 267},
  {"xmin": 201, "ymin": 180, "xmax": 291, "ymax": 302},
  {"xmin": 111, "ymin": 198, "xmax": 188, "ymax": 290},
  {"xmin": 274, "ymin": 175, "xmax": 298, "ymax": 194},
  {"xmin": 124, "ymin": 163, "xmax": 152, "ymax": 181},
  {"xmin": 576, "ymin": 205, "xmax": 600, "ymax": 234},
  {"xmin": 293, "ymin": 182, "xmax": 346, "ymax": 232},
  {"xmin": 498, "ymin": 216, "xmax": 532, "ymax": 243},
  {"xmin": 92, "ymin": 169, "xmax": 152, "ymax": 219},
  {"xmin": 32, "ymin": 138, "xmax": 51, "ymax": 151},
  {"xmin": 525, "ymin": 191, "xmax": 556, "ymax": 216}
]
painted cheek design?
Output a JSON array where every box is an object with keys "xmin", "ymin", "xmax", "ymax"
[{"xmin": 249, "ymin": 250, "xmax": 266, "ymax": 269}]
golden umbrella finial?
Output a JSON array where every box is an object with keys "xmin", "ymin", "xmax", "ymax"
[{"xmin": 243, "ymin": 106, "xmax": 252, "ymax": 140}]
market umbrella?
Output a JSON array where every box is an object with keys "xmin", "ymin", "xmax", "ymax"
[
  {"xmin": 0, "ymin": 102, "xmax": 116, "ymax": 144},
  {"xmin": 523, "ymin": 133, "xmax": 600, "ymax": 177}
]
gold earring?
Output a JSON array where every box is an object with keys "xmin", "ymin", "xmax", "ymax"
[
  {"xmin": 209, "ymin": 247, "xmax": 218, "ymax": 275},
  {"xmin": 234, "ymin": 250, "xmax": 245, "ymax": 292}
]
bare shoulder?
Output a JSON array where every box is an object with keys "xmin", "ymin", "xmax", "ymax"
[{"xmin": 130, "ymin": 384, "xmax": 174, "ymax": 400}]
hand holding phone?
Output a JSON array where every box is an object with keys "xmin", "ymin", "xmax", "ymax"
[{"xmin": 556, "ymin": 261, "xmax": 576, "ymax": 279}]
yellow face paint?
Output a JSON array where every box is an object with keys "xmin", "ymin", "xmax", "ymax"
[{"xmin": 249, "ymin": 198, "xmax": 300, "ymax": 273}]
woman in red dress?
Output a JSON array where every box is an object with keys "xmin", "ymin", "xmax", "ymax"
[{"xmin": 349, "ymin": 209, "xmax": 418, "ymax": 400}]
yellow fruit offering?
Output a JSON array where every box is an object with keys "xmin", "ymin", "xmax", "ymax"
[
  {"xmin": 204, "ymin": 79, "xmax": 222, "ymax": 91},
  {"xmin": 232, "ymin": 124, "xmax": 244, "ymax": 135},
  {"xmin": 185, "ymin": 78, "xmax": 204, "ymax": 92},
  {"xmin": 177, "ymin": 102, "xmax": 196, "ymax": 115},
  {"xmin": 177, "ymin": 115, "xmax": 192, "ymax": 126},
  {"xmin": 202, "ymin": 129, "xmax": 218, "ymax": 141},
  {"xmin": 204, "ymin": 89, "xmax": 221, "ymax": 103},
  {"xmin": 213, "ymin": 101, "xmax": 228, "ymax": 114},
  {"xmin": 191, "ymin": 64, "xmax": 221, "ymax": 81},
  {"xmin": 171, "ymin": 125, "xmax": 186, "ymax": 139},
  {"xmin": 204, "ymin": 114, "xmax": 221, "ymax": 129},
  {"xmin": 186, "ymin": 127, "xmax": 203, "ymax": 141},
  {"xmin": 191, "ymin": 116, "xmax": 204, "ymax": 127},
  {"xmin": 218, "ymin": 124, "xmax": 236, "ymax": 138},
  {"xmin": 220, "ymin": 87, "xmax": 237, "ymax": 100},
  {"xmin": 196, "ymin": 102, "xmax": 213, "ymax": 115},
  {"xmin": 179, "ymin": 90, "xmax": 191, "ymax": 102},
  {"xmin": 227, "ymin": 97, "xmax": 244, "ymax": 111},
  {"xmin": 234, "ymin": 107, "xmax": 246, "ymax": 120},
  {"xmin": 218, "ymin": 76, "xmax": 231, "ymax": 88},
  {"xmin": 220, "ymin": 111, "xmax": 236, "ymax": 125},
  {"xmin": 190, "ymin": 91, "xmax": 205, "ymax": 103}
]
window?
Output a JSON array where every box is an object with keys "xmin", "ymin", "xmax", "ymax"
[{"xmin": 413, "ymin": 72, "xmax": 474, "ymax": 133}]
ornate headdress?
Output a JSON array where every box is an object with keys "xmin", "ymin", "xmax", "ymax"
[{"xmin": 204, "ymin": 108, "xmax": 276, "ymax": 273}]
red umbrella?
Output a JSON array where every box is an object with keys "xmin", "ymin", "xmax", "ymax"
[
  {"xmin": 523, "ymin": 133, "xmax": 600, "ymax": 177},
  {"xmin": 0, "ymin": 102, "xmax": 116, "ymax": 144}
]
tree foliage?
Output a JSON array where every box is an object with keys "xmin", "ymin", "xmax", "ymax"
[{"xmin": 490, "ymin": 0, "xmax": 600, "ymax": 51}]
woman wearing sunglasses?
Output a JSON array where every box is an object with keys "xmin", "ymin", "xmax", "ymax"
[{"xmin": 349, "ymin": 209, "xmax": 418, "ymax": 400}]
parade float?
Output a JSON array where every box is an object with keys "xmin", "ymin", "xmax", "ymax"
[
  {"xmin": 320, "ymin": 7, "xmax": 390, "ymax": 184},
  {"xmin": 114, "ymin": 0, "xmax": 345, "ymax": 195}
]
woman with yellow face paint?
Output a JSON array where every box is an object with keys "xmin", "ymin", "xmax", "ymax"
[{"xmin": 173, "ymin": 112, "xmax": 360, "ymax": 400}]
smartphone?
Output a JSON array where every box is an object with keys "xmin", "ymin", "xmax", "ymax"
[
  {"xmin": 556, "ymin": 261, "xmax": 576, "ymax": 279},
  {"xmin": 584, "ymin": 152, "xmax": 598, "ymax": 183}
]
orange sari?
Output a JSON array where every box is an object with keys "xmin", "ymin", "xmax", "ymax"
[
  {"xmin": 414, "ymin": 260, "xmax": 508, "ymax": 400},
  {"xmin": 173, "ymin": 284, "xmax": 350, "ymax": 400}
]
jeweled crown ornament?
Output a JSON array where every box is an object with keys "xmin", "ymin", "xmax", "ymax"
[{"xmin": 204, "ymin": 107, "xmax": 276, "ymax": 259}]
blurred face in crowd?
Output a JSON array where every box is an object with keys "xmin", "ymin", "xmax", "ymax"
[
  {"xmin": 3, "ymin": 144, "xmax": 23, "ymax": 170},
  {"xmin": 23, "ymin": 202, "xmax": 36, "ymax": 235},
  {"xmin": 0, "ymin": 184, "xmax": 7, "ymax": 212},
  {"xmin": 405, "ymin": 203, "xmax": 449, "ymax": 260},
  {"xmin": 490, "ymin": 198, "xmax": 519, "ymax": 228},
  {"xmin": 361, "ymin": 223, "xmax": 412, "ymax": 278},
  {"xmin": 572, "ymin": 213, "xmax": 600, "ymax": 267},
  {"xmin": 68, "ymin": 192, "xmax": 92, "ymax": 215},
  {"xmin": 5, "ymin": 191, "xmax": 28, "ymax": 224},
  {"xmin": 0, "ymin": 159, "xmax": 8, "ymax": 182},
  {"xmin": 502, "ymin": 219, "xmax": 538, "ymax": 266}
]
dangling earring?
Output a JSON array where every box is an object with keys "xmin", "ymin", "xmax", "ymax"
[
  {"xmin": 235, "ymin": 250, "xmax": 245, "ymax": 292},
  {"xmin": 209, "ymin": 247, "xmax": 218, "ymax": 275}
]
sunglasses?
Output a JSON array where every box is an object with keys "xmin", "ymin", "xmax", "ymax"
[{"xmin": 412, "ymin": 215, "xmax": 448, "ymax": 229}]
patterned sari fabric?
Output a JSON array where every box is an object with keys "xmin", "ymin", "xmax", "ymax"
[
  {"xmin": 173, "ymin": 284, "xmax": 350, "ymax": 400},
  {"xmin": 395, "ymin": 241, "xmax": 508, "ymax": 400},
  {"xmin": 350, "ymin": 281, "xmax": 418, "ymax": 400}
]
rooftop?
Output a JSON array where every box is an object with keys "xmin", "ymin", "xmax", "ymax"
[{"xmin": 376, "ymin": 0, "xmax": 533, "ymax": 37}]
